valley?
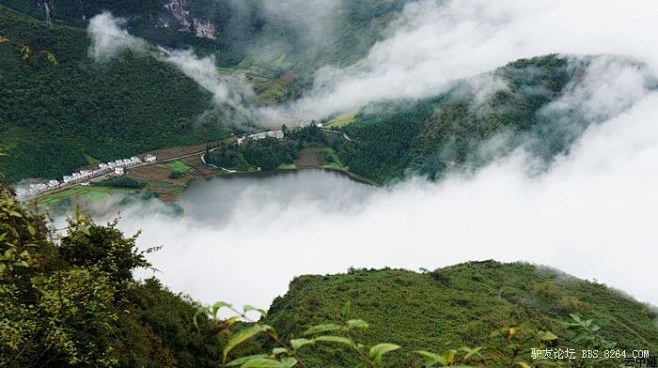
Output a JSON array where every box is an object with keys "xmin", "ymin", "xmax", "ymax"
[{"xmin": 2, "ymin": 1, "xmax": 658, "ymax": 368}]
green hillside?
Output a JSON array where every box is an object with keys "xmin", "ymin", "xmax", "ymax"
[
  {"xmin": 0, "ymin": 5, "xmax": 228, "ymax": 182},
  {"xmin": 2, "ymin": 1, "xmax": 411, "ymax": 101},
  {"xmin": 333, "ymin": 55, "xmax": 604, "ymax": 183},
  {"xmin": 261, "ymin": 262, "xmax": 658, "ymax": 367}
]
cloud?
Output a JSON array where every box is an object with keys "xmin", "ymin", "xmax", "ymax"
[
  {"xmin": 261, "ymin": 0, "xmax": 658, "ymax": 122},
  {"xmin": 87, "ymin": 13, "xmax": 255, "ymax": 116},
  {"xmin": 74, "ymin": 1, "xmax": 658, "ymax": 314},
  {"xmin": 89, "ymin": 75, "xmax": 658, "ymax": 311},
  {"xmin": 157, "ymin": 48, "xmax": 255, "ymax": 113},
  {"xmin": 87, "ymin": 12, "xmax": 145, "ymax": 62}
]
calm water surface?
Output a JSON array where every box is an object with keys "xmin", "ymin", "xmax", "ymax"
[{"xmin": 180, "ymin": 170, "xmax": 378, "ymax": 226}]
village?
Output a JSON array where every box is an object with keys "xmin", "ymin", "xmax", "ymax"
[
  {"xmin": 15, "ymin": 128, "xmax": 293, "ymax": 201},
  {"xmin": 17, "ymin": 154, "xmax": 157, "ymax": 201}
]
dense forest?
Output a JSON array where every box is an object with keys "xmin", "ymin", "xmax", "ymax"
[
  {"xmin": 2, "ymin": 0, "xmax": 412, "ymax": 102},
  {"xmin": 0, "ymin": 5, "xmax": 228, "ymax": 182},
  {"xmin": 332, "ymin": 55, "xmax": 590, "ymax": 183}
]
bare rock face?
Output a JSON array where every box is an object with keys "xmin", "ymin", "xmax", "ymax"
[
  {"xmin": 161, "ymin": 0, "xmax": 217, "ymax": 40},
  {"xmin": 164, "ymin": 0, "xmax": 191, "ymax": 29},
  {"xmin": 193, "ymin": 18, "xmax": 217, "ymax": 39}
]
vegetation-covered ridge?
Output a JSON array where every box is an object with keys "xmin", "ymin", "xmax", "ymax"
[
  {"xmin": 0, "ymin": 4, "xmax": 229, "ymax": 183},
  {"xmin": 259, "ymin": 262, "xmax": 658, "ymax": 367},
  {"xmin": 332, "ymin": 54, "xmax": 651, "ymax": 183}
]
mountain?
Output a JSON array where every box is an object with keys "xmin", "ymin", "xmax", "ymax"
[
  {"xmin": 0, "ymin": 1, "xmax": 413, "ymax": 182},
  {"xmin": 263, "ymin": 261, "xmax": 658, "ymax": 367},
  {"xmin": 0, "ymin": 4, "xmax": 228, "ymax": 182},
  {"xmin": 2, "ymin": 0, "xmax": 412, "ymax": 100},
  {"xmin": 332, "ymin": 54, "xmax": 653, "ymax": 184}
]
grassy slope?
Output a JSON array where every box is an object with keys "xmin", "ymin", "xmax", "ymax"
[
  {"xmin": 265, "ymin": 261, "xmax": 658, "ymax": 367},
  {"xmin": 0, "ymin": 5, "xmax": 229, "ymax": 182}
]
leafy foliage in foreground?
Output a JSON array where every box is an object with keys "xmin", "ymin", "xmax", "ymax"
[
  {"xmin": 0, "ymin": 180, "xmax": 222, "ymax": 367},
  {"xmin": 201, "ymin": 300, "xmax": 649, "ymax": 368},
  {"xmin": 0, "ymin": 5, "xmax": 229, "ymax": 182}
]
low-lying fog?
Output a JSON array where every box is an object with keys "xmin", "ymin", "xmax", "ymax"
[
  {"xmin": 86, "ymin": 88, "xmax": 658, "ymax": 310},
  {"xmin": 77, "ymin": 0, "xmax": 658, "ymax": 310}
]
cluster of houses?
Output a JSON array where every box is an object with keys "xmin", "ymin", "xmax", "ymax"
[
  {"xmin": 17, "ymin": 154, "xmax": 157, "ymax": 201},
  {"xmin": 237, "ymin": 130, "xmax": 285, "ymax": 145}
]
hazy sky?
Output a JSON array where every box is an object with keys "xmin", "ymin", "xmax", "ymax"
[{"xmin": 82, "ymin": 1, "xmax": 658, "ymax": 311}]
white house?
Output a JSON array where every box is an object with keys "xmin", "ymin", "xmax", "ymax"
[
  {"xmin": 266, "ymin": 130, "xmax": 284, "ymax": 139},
  {"xmin": 114, "ymin": 167, "xmax": 125, "ymax": 176},
  {"xmin": 144, "ymin": 154, "xmax": 156, "ymax": 163},
  {"xmin": 47, "ymin": 180, "xmax": 59, "ymax": 188}
]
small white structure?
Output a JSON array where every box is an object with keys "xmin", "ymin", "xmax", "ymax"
[
  {"xmin": 127, "ymin": 156, "xmax": 141, "ymax": 166},
  {"xmin": 63, "ymin": 175, "xmax": 73, "ymax": 183},
  {"xmin": 114, "ymin": 167, "xmax": 125, "ymax": 176},
  {"xmin": 266, "ymin": 130, "xmax": 284, "ymax": 139},
  {"xmin": 29, "ymin": 183, "xmax": 47, "ymax": 192},
  {"xmin": 99, "ymin": 163, "xmax": 108, "ymax": 169},
  {"xmin": 238, "ymin": 130, "xmax": 285, "ymax": 145},
  {"xmin": 47, "ymin": 180, "xmax": 59, "ymax": 188},
  {"xmin": 144, "ymin": 154, "xmax": 156, "ymax": 163}
]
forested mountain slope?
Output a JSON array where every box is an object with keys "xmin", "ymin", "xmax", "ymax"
[
  {"xmin": 2, "ymin": 0, "xmax": 412, "ymax": 92},
  {"xmin": 0, "ymin": 5, "xmax": 227, "ymax": 182},
  {"xmin": 334, "ymin": 54, "xmax": 654, "ymax": 183}
]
